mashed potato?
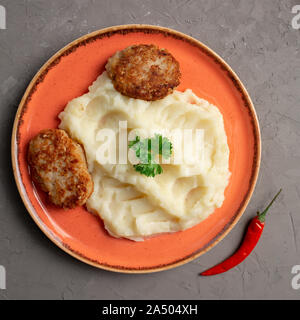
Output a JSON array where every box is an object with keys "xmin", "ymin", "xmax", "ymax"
[{"xmin": 59, "ymin": 72, "xmax": 230, "ymax": 241}]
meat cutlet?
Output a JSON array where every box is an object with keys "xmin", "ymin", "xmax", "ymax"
[
  {"xmin": 28, "ymin": 129, "xmax": 93, "ymax": 208},
  {"xmin": 106, "ymin": 44, "xmax": 181, "ymax": 101}
]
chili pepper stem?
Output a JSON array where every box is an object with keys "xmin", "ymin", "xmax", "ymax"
[{"xmin": 256, "ymin": 189, "xmax": 282, "ymax": 223}]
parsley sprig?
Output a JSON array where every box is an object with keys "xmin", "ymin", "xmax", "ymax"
[{"xmin": 129, "ymin": 134, "xmax": 172, "ymax": 177}]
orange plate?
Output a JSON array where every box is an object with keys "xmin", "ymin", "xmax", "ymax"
[{"xmin": 11, "ymin": 25, "xmax": 261, "ymax": 273}]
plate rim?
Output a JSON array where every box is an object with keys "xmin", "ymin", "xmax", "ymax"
[{"xmin": 11, "ymin": 24, "xmax": 261, "ymax": 273}]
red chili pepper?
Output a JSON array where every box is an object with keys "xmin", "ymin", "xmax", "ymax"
[{"xmin": 200, "ymin": 189, "xmax": 282, "ymax": 276}]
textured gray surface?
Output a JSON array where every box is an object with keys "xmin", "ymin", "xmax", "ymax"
[{"xmin": 0, "ymin": 0, "xmax": 299, "ymax": 300}]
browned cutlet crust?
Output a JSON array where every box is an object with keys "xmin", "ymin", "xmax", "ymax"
[
  {"xmin": 28, "ymin": 129, "xmax": 93, "ymax": 208},
  {"xmin": 106, "ymin": 44, "xmax": 181, "ymax": 101}
]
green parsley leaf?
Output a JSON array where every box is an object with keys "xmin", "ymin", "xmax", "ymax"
[
  {"xmin": 128, "ymin": 135, "xmax": 140, "ymax": 148},
  {"xmin": 129, "ymin": 134, "xmax": 172, "ymax": 177},
  {"xmin": 133, "ymin": 163, "xmax": 163, "ymax": 177}
]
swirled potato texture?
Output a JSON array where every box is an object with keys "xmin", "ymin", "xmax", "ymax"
[{"xmin": 59, "ymin": 72, "xmax": 230, "ymax": 241}]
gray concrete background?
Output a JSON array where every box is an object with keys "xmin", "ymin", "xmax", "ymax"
[{"xmin": 0, "ymin": 0, "xmax": 299, "ymax": 300}]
